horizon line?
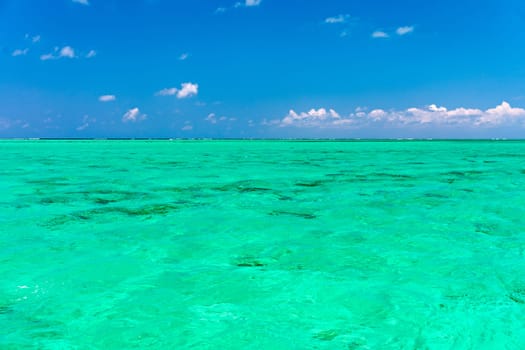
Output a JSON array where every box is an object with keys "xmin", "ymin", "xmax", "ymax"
[{"xmin": 0, "ymin": 138, "xmax": 523, "ymax": 142}]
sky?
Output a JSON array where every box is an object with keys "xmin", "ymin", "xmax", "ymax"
[{"xmin": 1, "ymin": 0, "xmax": 525, "ymax": 138}]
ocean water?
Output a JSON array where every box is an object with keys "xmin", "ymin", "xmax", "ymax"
[{"xmin": 1, "ymin": 140, "xmax": 525, "ymax": 349}]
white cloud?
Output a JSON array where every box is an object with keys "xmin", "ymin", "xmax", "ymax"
[
  {"xmin": 182, "ymin": 125, "xmax": 193, "ymax": 131},
  {"xmin": 0, "ymin": 118, "xmax": 29, "ymax": 130},
  {"xmin": 98, "ymin": 95, "xmax": 116, "ymax": 102},
  {"xmin": 261, "ymin": 118, "xmax": 282, "ymax": 126},
  {"xmin": 204, "ymin": 113, "xmax": 235, "ymax": 124},
  {"xmin": 325, "ymin": 14, "xmax": 350, "ymax": 24},
  {"xmin": 274, "ymin": 102, "xmax": 525, "ymax": 128},
  {"xmin": 368, "ymin": 109, "xmax": 387, "ymax": 121},
  {"xmin": 372, "ymin": 30, "xmax": 389, "ymax": 38},
  {"xmin": 72, "ymin": 0, "xmax": 89, "ymax": 5},
  {"xmin": 76, "ymin": 123, "xmax": 89, "ymax": 131},
  {"xmin": 179, "ymin": 53, "xmax": 189, "ymax": 60},
  {"xmin": 215, "ymin": 7, "xmax": 227, "ymax": 13},
  {"xmin": 177, "ymin": 82, "xmax": 199, "ymax": 98},
  {"xmin": 76, "ymin": 115, "xmax": 95, "ymax": 131},
  {"xmin": 485, "ymin": 101, "xmax": 525, "ymax": 117},
  {"xmin": 156, "ymin": 82, "xmax": 198, "ymax": 99},
  {"xmin": 205, "ymin": 113, "xmax": 217, "ymax": 124},
  {"xmin": 0, "ymin": 118, "xmax": 11, "ymax": 130},
  {"xmin": 40, "ymin": 46, "xmax": 76, "ymax": 60},
  {"xmin": 281, "ymin": 108, "xmax": 340, "ymax": 126},
  {"xmin": 234, "ymin": 0, "xmax": 261, "ymax": 8},
  {"xmin": 40, "ymin": 53, "xmax": 54, "ymax": 61},
  {"xmin": 12, "ymin": 48, "xmax": 29, "ymax": 57},
  {"xmin": 60, "ymin": 46, "xmax": 75, "ymax": 58},
  {"xmin": 86, "ymin": 50, "xmax": 96, "ymax": 58},
  {"xmin": 478, "ymin": 101, "xmax": 525, "ymax": 125},
  {"xmin": 245, "ymin": 0, "xmax": 261, "ymax": 6},
  {"xmin": 156, "ymin": 88, "xmax": 178, "ymax": 96},
  {"xmin": 25, "ymin": 34, "xmax": 40, "ymax": 43},
  {"xmin": 122, "ymin": 108, "xmax": 147, "ymax": 123},
  {"xmin": 396, "ymin": 26, "xmax": 414, "ymax": 36}
]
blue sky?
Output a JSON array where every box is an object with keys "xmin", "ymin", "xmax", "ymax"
[{"xmin": 1, "ymin": 0, "xmax": 525, "ymax": 138}]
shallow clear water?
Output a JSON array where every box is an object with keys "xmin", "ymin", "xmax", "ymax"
[{"xmin": 1, "ymin": 140, "xmax": 525, "ymax": 349}]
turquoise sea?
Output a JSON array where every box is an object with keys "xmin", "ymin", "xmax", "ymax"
[{"xmin": 1, "ymin": 140, "xmax": 525, "ymax": 349}]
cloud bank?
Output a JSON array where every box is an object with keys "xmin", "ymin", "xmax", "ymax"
[{"xmin": 274, "ymin": 102, "xmax": 525, "ymax": 128}]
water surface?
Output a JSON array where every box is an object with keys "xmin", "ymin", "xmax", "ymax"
[{"xmin": 1, "ymin": 140, "xmax": 525, "ymax": 349}]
